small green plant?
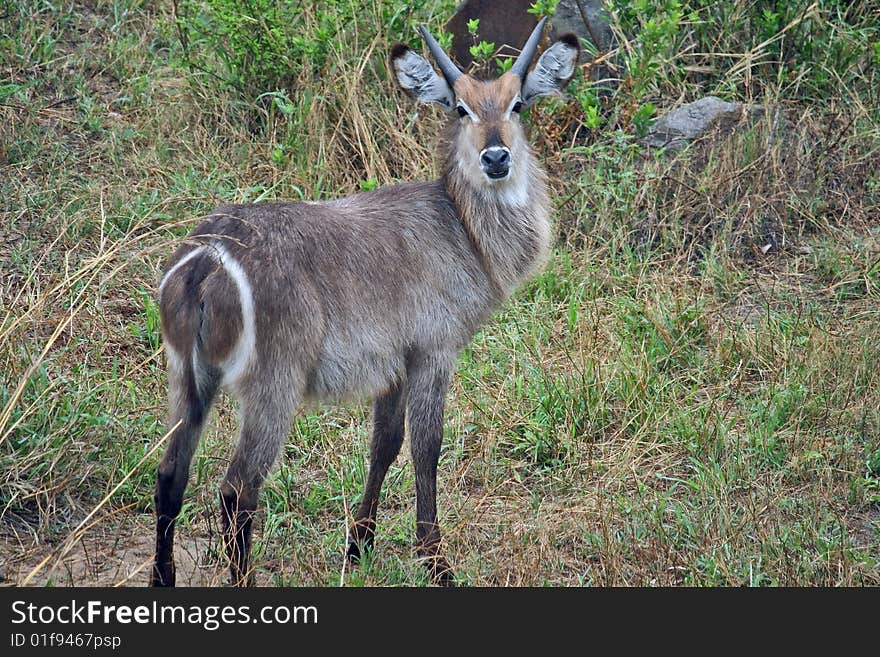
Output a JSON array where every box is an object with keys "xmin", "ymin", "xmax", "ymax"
[
  {"xmin": 583, "ymin": 104, "xmax": 601, "ymax": 129},
  {"xmin": 528, "ymin": 0, "xmax": 559, "ymax": 17},
  {"xmin": 271, "ymin": 145, "xmax": 288, "ymax": 166},
  {"xmin": 867, "ymin": 448, "xmax": 880, "ymax": 479},
  {"xmin": 465, "ymin": 16, "xmax": 506, "ymax": 73},
  {"xmin": 469, "ymin": 39, "xmax": 495, "ymax": 63},
  {"xmin": 434, "ymin": 29, "xmax": 453, "ymax": 50},
  {"xmin": 0, "ymin": 80, "xmax": 37, "ymax": 102},
  {"xmin": 851, "ymin": 446, "xmax": 880, "ymax": 505},
  {"xmin": 129, "ymin": 287, "xmax": 161, "ymax": 353},
  {"xmin": 496, "ymin": 56, "xmax": 514, "ymax": 74},
  {"xmin": 257, "ymin": 89, "xmax": 296, "ymax": 117},
  {"xmin": 630, "ymin": 102, "xmax": 656, "ymax": 136}
]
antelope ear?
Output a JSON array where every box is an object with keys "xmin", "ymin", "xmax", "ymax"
[
  {"xmin": 521, "ymin": 34, "xmax": 580, "ymax": 106},
  {"xmin": 390, "ymin": 44, "xmax": 455, "ymax": 111}
]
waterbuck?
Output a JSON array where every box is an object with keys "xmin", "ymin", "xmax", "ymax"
[{"xmin": 151, "ymin": 18, "xmax": 579, "ymax": 587}]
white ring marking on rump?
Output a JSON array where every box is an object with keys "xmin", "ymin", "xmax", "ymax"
[
  {"xmin": 158, "ymin": 246, "xmax": 206, "ymax": 299},
  {"xmin": 208, "ymin": 243, "xmax": 256, "ymax": 386}
]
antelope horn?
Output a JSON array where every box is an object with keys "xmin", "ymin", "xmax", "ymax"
[
  {"xmin": 418, "ymin": 25, "xmax": 463, "ymax": 87},
  {"xmin": 510, "ymin": 16, "xmax": 548, "ymax": 80}
]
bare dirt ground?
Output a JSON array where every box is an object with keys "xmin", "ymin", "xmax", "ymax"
[{"xmin": 1, "ymin": 520, "xmax": 226, "ymax": 587}]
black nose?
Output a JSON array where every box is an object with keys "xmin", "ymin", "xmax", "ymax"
[{"xmin": 481, "ymin": 148, "xmax": 510, "ymax": 179}]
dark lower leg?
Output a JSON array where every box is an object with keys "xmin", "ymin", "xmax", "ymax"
[
  {"xmin": 348, "ymin": 384, "xmax": 406, "ymax": 561},
  {"xmin": 151, "ymin": 421, "xmax": 203, "ymax": 587},
  {"xmin": 413, "ymin": 456, "xmax": 454, "ymax": 586},
  {"xmin": 407, "ymin": 358, "xmax": 454, "ymax": 586},
  {"xmin": 152, "ymin": 465, "xmax": 185, "ymax": 587},
  {"xmin": 151, "ymin": 366, "xmax": 218, "ymax": 587}
]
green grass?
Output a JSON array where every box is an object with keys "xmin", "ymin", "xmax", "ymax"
[{"xmin": 1, "ymin": 0, "xmax": 878, "ymax": 586}]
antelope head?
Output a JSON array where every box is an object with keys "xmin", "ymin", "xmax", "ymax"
[{"xmin": 391, "ymin": 18, "xmax": 580, "ymax": 193}]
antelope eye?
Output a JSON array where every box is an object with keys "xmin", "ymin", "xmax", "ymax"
[
  {"xmin": 456, "ymin": 105, "xmax": 469, "ymax": 118},
  {"xmin": 511, "ymin": 101, "xmax": 523, "ymax": 114}
]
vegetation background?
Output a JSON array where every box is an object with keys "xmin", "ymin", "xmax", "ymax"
[{"xmin": 1, "ymin": 0, "xmax": 878, "ymax": 586}]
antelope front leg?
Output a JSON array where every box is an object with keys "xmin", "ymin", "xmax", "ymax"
[
  {"xmin": 348, "ymin": 381, "xmax": 406, "ymax": 562},
  {"xmin": 406, "ymin": 353, "xmax": 455, "ymax": 586}
]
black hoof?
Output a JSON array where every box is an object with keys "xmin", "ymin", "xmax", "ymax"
[
  {"xmin": 347, "ymin": 522, "xmax": 375, "ymax": 564},
  {"xmin": 346, "ymin": 539, "xmax": 362, "ymax": 563}
]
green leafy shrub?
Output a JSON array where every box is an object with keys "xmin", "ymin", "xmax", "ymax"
[
  {"xmin": 172, "ymin": 0, "xmax": 456, "ymax": 114},
  {"xmin": 606, "ymin": 0, "xmax": 878, "ymax": 103},
  {"xmin": 174, "ymin": 0, "xmax": 302, "ymax": 97},
  {"xmin": 551, "ymin": 0, "xmax": 878, "ymax": 137},
  {"xmin": 684, "ymin": 0, "xmax": 877, "ymax": 98}
]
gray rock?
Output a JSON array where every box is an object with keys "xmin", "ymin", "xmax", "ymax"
[
  {"xmin": 642, "ymin": 97, "xmax": 744, "ymax": 150},
  {"xmin": 551, "ymin": 1, "xmax": 616, "ymax": 91},
  {"xmin": 551, "ymin": 0, "xmax": 614, "ymax": 53}
]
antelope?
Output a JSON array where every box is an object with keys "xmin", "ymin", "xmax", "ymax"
[{"xmin": 151, "ymin": 17, "xmax": 579, "ymax": 587}]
